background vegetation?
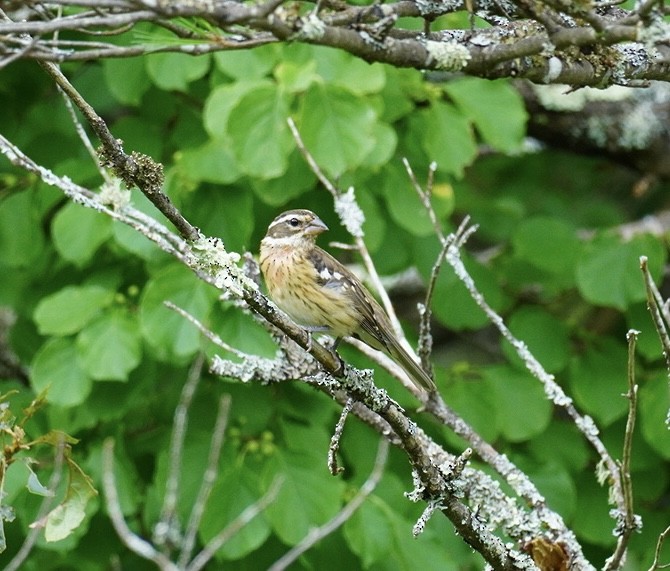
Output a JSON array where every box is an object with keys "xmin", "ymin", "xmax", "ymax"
[{"xmin": 0, "ymin": 0, "xmax": 669, "ymax": 569}]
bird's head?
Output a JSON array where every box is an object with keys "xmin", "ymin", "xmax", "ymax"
[{"xmin": 263, "ymin": 209, "xmax": 328, "ymax": 246}]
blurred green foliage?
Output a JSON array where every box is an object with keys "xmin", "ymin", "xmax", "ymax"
[{"xmin": 1, "ymin": 34, "xmax": 669, "ymax": 570}]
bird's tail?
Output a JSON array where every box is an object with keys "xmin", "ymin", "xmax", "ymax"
[{"xmin": 387, "ymin": 337, "xmax": 436, "ymax": 393}]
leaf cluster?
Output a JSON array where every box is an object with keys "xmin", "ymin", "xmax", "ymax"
[{"xmin": 0, "ymin": 33, "xmax": 669, "ymax": 570}]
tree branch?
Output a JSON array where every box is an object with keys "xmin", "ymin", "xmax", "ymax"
[{"xmin": 1, "ymin": 0, "xmax": 668, "ymax": 86}]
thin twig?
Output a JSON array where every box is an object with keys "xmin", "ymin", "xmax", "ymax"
[
  {"xmin": 445, "ymin": 227, "xmax": 626, "ymax": 518},
  {"xmin": 649, "ymin": 525, "xmax": 670, "ymax": 571},
  {"xmin": 403, "ymin": 158, "xmax": 462, "ymax": 372},
  {"xmin": 328, "ymin": 398, "xmax": 352, "ymax": 475},
  {"xmin": 4, "ymin": 439, "xmax": 67, "ymax": 571},
  {"xmin": 186, "ymin": 476, "xmax": 284, "ymax": 571},
  {"xmin": 345, "ymin": 336, "xmax": 421, "ymax": 395},
  {"xmin": 155, "ymin": 354, "xmax": 205, "ymax": 551},
  {"xmin": 178, "ymin": 394, "xmax": 232, "ymax": 568},
  {"xmin": 604, "ymin": 329, "xmax": 641, "ymax": 571},
  {"xmin": 102, "ymin": 438, "xmax": 179, "ymax": 571},
  {"xmin": 268, "ymin": 439, "xmax": 389, "ymax": 571},
  {"xmin": 640, "ymin": 256, "xmax": 670, "ymax": 372},
  {"xmin": 287, "ymin": 118, "xmax": 415, "ymax": 349},
  {"xmin": 36, "ymin": 59, "xmax": 200, "ymax": 242},
  {"xmin": 59, "ymin": 87, "xmax": 112, "ymax": 184},
  {"xmin": 403, "ymin": 158, "xmax": 442, "ymax": 240},
  {"xmin": 164, "ymin": 301, "xmax": 248, "ymax": 358}
]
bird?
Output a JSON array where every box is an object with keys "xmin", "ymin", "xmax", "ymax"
[{"xmin": 259, "ymin": 208, "xmax": 436, "ymax": 393}]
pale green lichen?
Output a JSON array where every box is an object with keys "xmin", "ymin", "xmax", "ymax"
[
  {"xmin": 533, "ymin": 84, "xmax": 632, "ymax": 111},
  {"xmin": 335, "ymin": 187, "xmax": 365, "ymax": 238},
  {"xmin": 192, "ymin": 236, "xmax": 258, "ymax": 297},
  {"xmin": 292, "ymin": 13, "xmax": 325, "ymax": 41},
  {"xmin": 617, "ymin": 100, "xmax": 661, "ymax": 149},
  {"xmin": 638, "ymin": 17, "xmax": 670, "ymax": 48},
  {"xmin": 98, "ymin": 178, "xmax": 131, "ymax": 210},
  {"xmin": 425, "ymin": 40, "xmax": 471, "ymax": 71}
]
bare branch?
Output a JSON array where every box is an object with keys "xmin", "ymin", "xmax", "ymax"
[
  {"xmin": 641, "ymin": 256, "xmax": 670, "ymax": 374},
  {"xmin": 4, "ymin": 440, "xmax": 67, "ymax": 571},
  {"xmin": 604, "ymin": 330, "xmax": 642, "ymax": 571},
  {"xmin": 179, "ymin": 394, "xmax": 232, "ymax": 568},
  {"xmin": 1, "ymin": 0, "xmax": 667, "ymax": 85},
  {"xmin": 288, "ymin": 118, "xmax": 427, "ymax": 377},
  {"xmin": 268, "ymin": 439, "xmax": 389, "ymax": 571},
  {"xmin": 154, "ymin": 355, "xmax": 206, "ymax": 552},
  {"xmin": 186, "ymin": 476, "xmax": 284, "ymax": 571},
  {"xmin": 649, "ymin": 525, "xmax": 670, "ymax": 571},
  {"xmin": 328, "ymin": 398, "xmax": 352, "ymax": 475},
  {"xmin": 102, "ymin": 438, "xmax": 179, "ymax": 571}
]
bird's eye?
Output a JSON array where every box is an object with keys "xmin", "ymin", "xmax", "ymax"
[{"xmin": 289, "ymin": 218, "xmax": 300, "ymax": 227}]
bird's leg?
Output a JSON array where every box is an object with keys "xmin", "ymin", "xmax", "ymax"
[{"xmin": 302, "ymin": 325, "xmax": 329, "ymax": 351}]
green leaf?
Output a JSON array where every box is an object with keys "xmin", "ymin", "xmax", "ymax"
[
  {"xmin": 145, "ymin": 430, "xmax": 215, "ymax": 524},
  {"xmin": 103, "ymin": 57, "xmax": 150, "ymax": 106},
  {"xmin": 190, "ymin": 188, "xmax": 254, "ymax": 253},
  {"xmin": 250, "ymin": 149, "xmax": 316, "ymax": 206},
  {"xmin": 485, "ymin": 365, "xmax": 552, "ymax": 442},
  {"xmin": 360, "ymin": 122, "xmax": 397, "ymax": 171},
  {"xmin": 298, "ymin": 83, "xmax": 377, "ymax": 178},
  {"xmin": 86, "ymin": 443, "xmax": 141, "ymax": 517},
  {"xmin": 204, "ymin": 80, "xmax": 271, "ymax": 140},
  {"xmin": 112, "ymin": 115, "xmax": 164, "ymax": 159},
  {"xmin": 528, "ymin": 421, "xmax": 590, "ymax": 473},
  {"xmin": 639, "ymin": 373, "xmax": 670, "ymax": 459},
  {"xmin": 568, "ymin": 339, "xmax": 628, "ymax": 426},
  {"xmin": 0, "ymin": 191, "xmax": 45, "ymax": 268},
  {"xmin": 31, "ymin": 338, "xmax": 92, "ymax": 407},
  {"xmin": 33, "ymin": 285, "xmax": 115, "ymax": 336},
  {"xmin": 214, "ymin": 45, "xmax": 278, "ymax": 79},
  {"xmin": 214, "ymin": 308, "xmax": 276, "ymax": 358},
  {"xmin": 626, "ymin": 303, "xmax": 662, "ymax": 361},
  {"xmin": 312, "ymin": 47, "xmax": 386, "ymax": 95},
  {"xmin": 502, "ymin": 307, "xmax": 570, "ymax": 373},
  {"xmin": 45, "ymin": 458, "xmax": 97, "ymax": 542},
  {"xmin": 263, "ymin": 447, "xmax": 344, "ymax": 545},
  {"xmin": 76, "ymin": 309, "xmax": 142, "ymax": 381},
  {"xmin": 418, "ymin": 102, "xmax": 477, "ymax": 177},
  {"xmin": 440, "ymin": 373, "xmax": 500, "ymax": 443},
  {"xmin": 571, "ymin": 473, "xmax": 613, "ymax": 546},
  {"xmin": 343, "ymin": 497, "xmax": 393, "ymax": 567},
  {"xmin": 512, "ymin": 217, "xmax": 580, "ymax": 275},
  {"xmin": 576, "ymin": 233, "xmax": 665, "ymax": 310},
  {"xmin": 52, "ymin": 202, "xmax": 112, "ymax": 266},
  {"xmin": 200, "ymin": 465, "xmax": 272, "ymax": 560},
  {"xmin": 379, "ymin": 67, "xmax": 421, "ymax": 123},
  {"xmin": 112, "ymin": 188, "xmax": 164, "ymax": 261},
  {"xmin": 381, "ymin": 163, "xmax": 453, "ymax": 237},
  {"xmin": 139, "ymin": 263, "xmax": 217, "ymax": 361},
  {"xmin": 274, "ymin": 59, "xmax": 319, "ymax": 93},
  {"xmin": 522, "ymin": 460, "xmax": 576, "ymax": 519},
  {"xmin": 444, "ymin": 78, "xmax": 527, "ymax": 152},
  {"xmin": 413, "ymin": 240, "xmax": 507, "ymax": 330},
  {"xmin": 175, "ymin": 139, "xmax": 241, "ymax": 185},
  {"xmin": 227, "ymin": 85, "xmax": 294, "ymax": 178},
  {"xmin": 344, "ymin": 494, "xmax": 459, "ymax": 570},
  {"xmin": 145, "ymin": 53, "xmax": 210, "ymax": 91}
]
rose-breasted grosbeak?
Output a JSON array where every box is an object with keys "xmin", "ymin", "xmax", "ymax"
[{"xmin": 259, "ymin": 209, "xmax": 436, "ymax": 393}]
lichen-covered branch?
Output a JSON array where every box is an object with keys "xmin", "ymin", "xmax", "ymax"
[
  {"xmin": 0, "ymin": 129, "xmax": 538, "ymax": 570},
  {"xmin": 1, "ymin": 0, "xmax": 669, "ymax": 87}
]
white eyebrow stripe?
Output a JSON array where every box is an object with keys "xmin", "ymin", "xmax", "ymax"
[{"xmin": 269, "ymin": 213, "xmax": 304, "ymax": 229}]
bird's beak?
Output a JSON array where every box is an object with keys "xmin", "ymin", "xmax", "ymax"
[{"xmin": 305, "ymin": 217, "xmax": 328, "ymax": 236}]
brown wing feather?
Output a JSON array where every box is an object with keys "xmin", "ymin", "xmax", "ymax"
[{"xmin": 310, "ymin": 247, "xmax": 436, "ymax": 392}]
